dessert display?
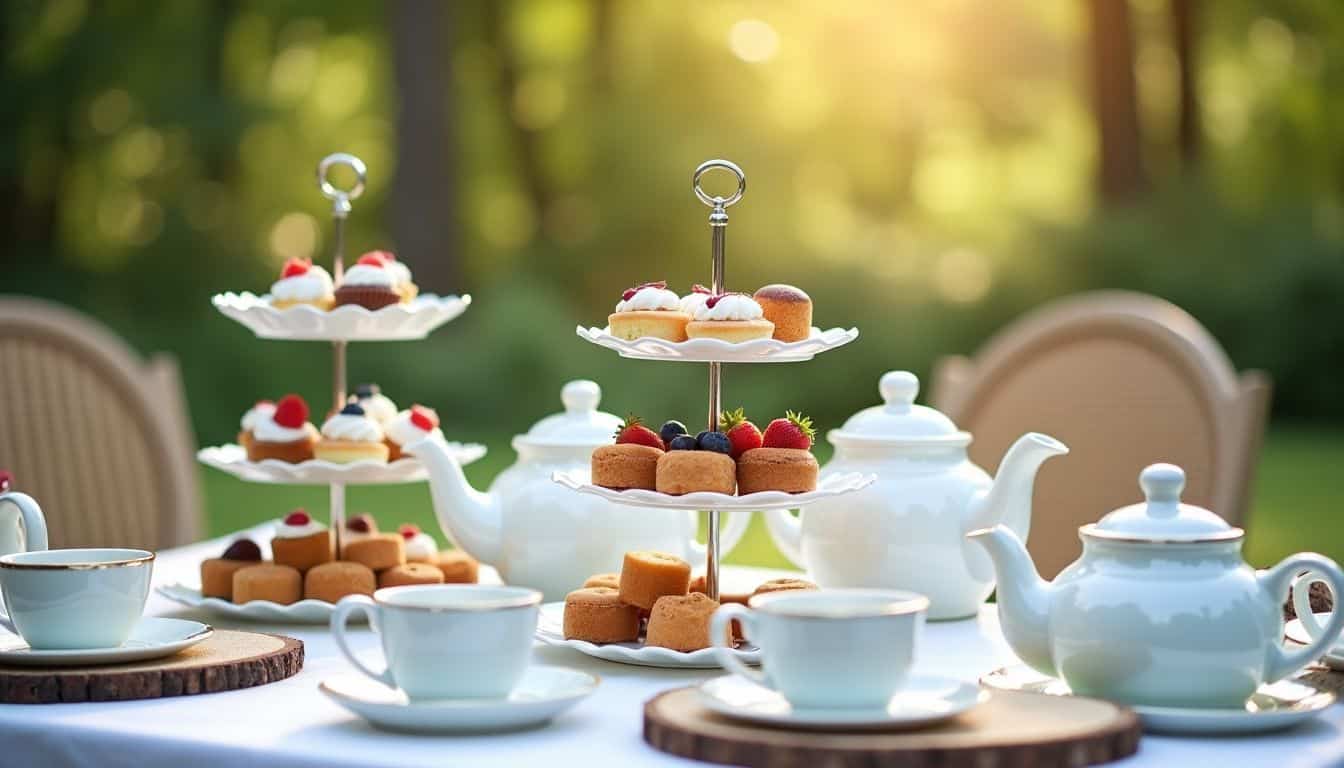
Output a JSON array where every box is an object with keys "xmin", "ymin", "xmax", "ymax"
[
  {"xmin": 563, "ymin": 587, "xmax": 642, "ymax": 643},
  {"xmin": 334, "ymin": 253, "xmax": 402, "ymax": 310},
  {"xmin": 655, "ymin": 429, "xmax": 735, "ymax": 495},
  {"xmin": 735, "ymin": 412, "xmax": 820, "ymax": 494},
  {"xmin": 232, "ymin": 563, "xmax": 302, "ymax": 605},
  {"xmin": 304, "ymin": 561, "xmax": 376, "ymax": 602},
  {"xmin": 270, "ymin": 258, "xmax": 335, "ymax": 310},
  {"xmin": 313, "ymin": 403, "xmax": 389, "ymax": 463},
  {"xmin": 342, "ymin": 533, "xmax": 406, "ymax": 571},
  {"xmin": 646, "ymin": 592, "xmax": 720, "ymax": 652},
  {"xmin": 608, "ymin": 281, "xmax": 690, "ymax": 342},
  {"xmin": 398, "ymin": 523, "xmax": 438, "ymax": 563},
  {"xmin": 237, "ymin": 400, "xmax": 275, "ymax": 455},
  {"xmin": 591, "ymin": 416, "xmax": 665, "ymax": 490},
  {"xmin": 379, "ymin": 562, "xmax": 445, "ymax": 587},
  {"xmin": 247, "ymin": 394, "xmax": 318, "ymax": 463},
  {"xmin": 360, "ymin": 250, "xmax": 418, "ymax": 303},
  {"xmin": 351, "ymin": 383, "xmax": 398, "ymax": 425},
  {"xmin": 753, "ymin": 284, "xmax": 812, "ymax": 342},
  {"xmin": 436, "ymin": 549, "xmax": 480, "ymax": 584},
  {"xmin": 685, "ymin": 293, "xmax": 774, "ymax": 342},
  {"xmin": 385, "ymin": 405, "xmax": 443, "ymax": 461},
  {"xmin": 270, "ymin": 509, "xmax": 334, "ymax": 572},
  {"xmin": 200, "ymin": 538, "xmax": 263, "ymax": 600},
  {"xmin": 618, "ymin": 551, "xmax": 692, "ymax": 610}
]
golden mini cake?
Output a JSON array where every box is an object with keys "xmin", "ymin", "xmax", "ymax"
[
  {"xmin": 334, "ymin": 253, "xmax": 401, "ymax": 310},
  {"xmin": 313, "ymin": 403, "xmax": 389, "ymax": 464},
  {"xmin": 736, "ymin": 448, "xmax": 819, "ymax": 494},
  {"xmin": 384, "ymin": 405, "xmax": 442, "ymax": 462},
  {"xmin": 752, "ymin": 577, "xmax": 818, "ymax": 597},
  {"xmin": 591, "ymin": 444, "xmax": 662, "ymax": 490},
  {"xmin": 753, "ymin": 284, "xmax": 812, "ymax": 343},
  {"xmin": 398, "ymin": 523, "xmax": 438, "ymax": 563},
  {"xmin": 232, "ymin": 563, "xmax": 302, "ymax": 605},
  {"xmin": 607, "ymin": 281, "xmax": 690, "ymax": 342},
  {"xmin": 584, "ymin": 572, "xmax": 620, "ymax": 590},
  {"xmin": 342, "ymin": 533, "xmax": 405, "ymax": 572},
  {"xmin": 689, "ymin": 574, "xmax": 751, "ymax": 604},
  {"xmin": 304, "ymin": 561, "xmax": 376, "ymax": 603},
  {"xmin": 270, "ymin": 510, "xmax": 333, "ymax": 573},
  {"xmin": 378, "ymin": 562, "xmax": 445, "ymax": 588},
  {"xmin": 237, "ymin": 400, "xmax": 275, "ymax": 456},
  {"xmin": 436, "ymin": 550, "xmax": 480, "ymax": 583},
  {"xmin": 656, "ymin": 450, "xmax": 735, "ymax": 495},
  {"xmin": 248, "ymin": 394, "xmax": 318, "ymax": 463},
  {"xmin": 200, "ymin": 539, "xmax": 263, "ymax": 600},
  {"xmin": 684, "ymin": 293, "xmax": 774, "ymax": 342},
  {"xmin": 646, "ymin": 592, "xmax": 721, "ymax": 652},
  {"xmin": 564, "ymin": 587, "xmax": 642, "ymax": 643},
  {"xmin": 619, "ymin": 550, "xmax": 691, "ymax": 610},
  {"xmin": 269, "ymin": 257, "xmax": 335, "ymax": 310}
]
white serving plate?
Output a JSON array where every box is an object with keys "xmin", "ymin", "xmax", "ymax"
[
  {"xmin": 197, "ymin": 442, "xmax": 486, "ymax": 485},
  {"xmin": 698, "ymin": 674, "xmax": 986, "ymax": 731},
  {"xmin": 1284, "ymin": 613, "xmax": 1344, "ymax": 671},
  {"xmin": 213, "ymin": 292, "xmax": 471, "ymax": 341},
  {"xmin": 535, "ymin": 602, "xmax": 760, "ymax": 669},
  {"xmin": 551, "ymin": 471, "xmax": 875, "ymax": 512},
  {"xmin": 157, "ymin": 583, "xmax": 351, "ymax": 624},
  {"xmin": 576, "ymin": 325, "xmax": 858, "ymax": 363},
  {"xmin": 0, "ymin": 618, "xmax": 213, "ymax": 667}
]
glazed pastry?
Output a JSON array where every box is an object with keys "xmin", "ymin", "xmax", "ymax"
[
  {"xmin": 583, "ymin": 572, "xmax": 620, "ymax": 590},
  {"xmin": 313, "ymin": 403, "xmax": 389, "ymax": 464},
  {"xmin": 270, "ymin": 509, "xmax": 333, "ymax": 573},
  {"xmin": 351, "ymin": 383, "xmax": 398, "ymax": 425},
  {"xmin": 619, "ymin": 551, "xmax": 691, "ymax": 610},
  {"xmin": 379, "ymin": 562, "xmax": 444, "ymax": 588},
  {"xmin": 304, "ymin": 561, "xmax": 376, "ymax": 603},
  {"xmin": 200, "ymin": 538, "xmax": 262, "ymax": 600},
  {"xmin": 248, "ymin": 394, "xmax": 318, "ymax": 463},
  {"xmin": 237, "ymin": 400, "xmax": 275, "ymax": 455},
  {"xmin": 685, "ymin": 293, "xmax": 773, "ymax": 342},
  {"xmin": 607, "ymin": 281, "xmax": 690, "ymax": 342},
  {"xmin": 563, "ymin": 587, "xmax": 641, "ymax": 643},
  {"xmin": 646, "ymin": 592, "xmax": 720, "ymax": 652},
  {"xmin": 398, "ymin": 523, "xmax": 437, "ymax": 563},
  {"xmin": 751, "ymin": 577, "xmax": 818, "ymax": 597},
  {"xmin": 361, "ymin": 250, "xmax": 417, "ymax": 303},
  {"xmin": 752, "ymin": 284, "xmax": 812, "ymax": 342},
  {"xmin": 656, "ymin": 450, "xmax": 735, "ymax": 495},
  {"xmin": 678, "ymin": 284, "xmax": 713, "ymax": 317},
  {"xmin": 342, "ymin": 533, "xmax": 405, "ymax": 571},
  {"xmin": 436, "ymin": 550, "xmax": 480, "ymax": 584},
  {"xmin": 737, "ymin": 412, "xmax": 818, "ymax": 494},
  {"xmin": 334, "ymin": 254, "xmax": 401, "ymax": 310},
  {"xmin": 385, "ymin": 405, "xmax": 443, "ymax": 461},
  {"xmin": 232, "ymin": 563, "xmax": 302, "ymax": 605},
  {"xmin": 270, "ymin": 258, "xmax": 335, "ymax": 310}
]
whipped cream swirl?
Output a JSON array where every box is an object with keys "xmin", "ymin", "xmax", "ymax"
[
  {"xmin": 693, "ymin": 294, "xmax": 764, "ymax": 321},
  {"xmin": 321, "ymin": 412, "xmax": 385, "ymax": 442},
  {"xmin": 271, "ymin": 265, "xmax": 334, "ymax": 302},
  {"xmin": 615, "ymin": 287, "xmax": 681, "ymax": 313},
  {"xmin": 679, "ymin": 292, "xmax": 712, "ymax": 315},
  {"xmin": 403, "ymin": 532, "xmax": 438, "ymax": 561},
  {"xmin": 240, "ymin": 402, "xmax": 276, "ymax": 431},
  {"xmin": 275, "ymin": 517, "xmax": 326, "ymax": 539},
  {"xmin": 387, "ymin": 409, "xmax": 445, "ymax": 447},
  {"xmin": 254, "ymin": 418, "xmax": 314, "ymax": 443},
  {"xmin": 340, "ymin": 263, "xmax": 395, "ymax": 288}
]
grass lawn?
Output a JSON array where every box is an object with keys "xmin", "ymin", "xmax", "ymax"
[{"xmin": 201, "ymin": 426, "xmax": 1344, "ymax": 570}]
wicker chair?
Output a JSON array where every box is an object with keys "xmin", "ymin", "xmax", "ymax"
[
  {"xmin": 0, "ymin": 296, "xmax": 200, "ymax": 550},
  {"xmin": 932, "ymin": 291, "xmax": 1271, "ymax": 579}
]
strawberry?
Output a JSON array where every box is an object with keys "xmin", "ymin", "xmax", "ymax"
[
  {"xmin": 409, "ymin": 404, "xmax": 439, "ymax": 432},
  {"xmin": 621, "ymin": 280, "xmax": 668, "ymax": 301},
  {"xmin": 346, "ymin": 514, "xmax": 375, "ymax": 533},
  {"xmin": 283, "ymin": 509, "xmax": 311, "ymax": 526},
  {"xmin": 613, "ymin": 415, "xmax": 665, "ymax": 450},
  {"xmin": 720, "ymin": 407, "xmax": 762, "ymax": 459},
  {"xmin": 357, "ymin": 253, "xmax": 389, "ymax": 268},
  {"xmin": 273, "ymin": 394, "xmax": 309, "ymax": 428},
  {"xmin": 0, "ymin": 470, "xmax": 12, "ymax": 492},
  {"xmin": 761, "ymin": 411, "xmax": 816, "ymax": 450},
  {"xmin": 705, "ymin": 292, "xmax": 747, "ymax": 309},
  {"xmin": 281, "ymin": 258, "xmax": 311, "ymax": 278},
  {"xmin": 690, "ymin": 284, "xmax": 711, "ymax": 294},
  {"xmin": 399, "ymin": 523, "xmax": 420, "ymax": 539},
  {"xmin": 362, "ymin": 250, "xmax": 395, "ymax": 264}
]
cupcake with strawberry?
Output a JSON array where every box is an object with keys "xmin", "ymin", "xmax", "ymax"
[
  {"xmin": 335, "ymin": 253, "xmax": 401, "ymax": 310},
  {"xmin": 270, "ymin": 258, "xmax": 335, "ymax": 310},
  {"xmin": 735, "ymin": 411, "xmax": 819, "ymax": 494},
  {"xmin": 360, "ymin": 250, "xmax": 418, "ymax": 304},
  {"xmin": 247, "ymin": 394, "xmax": 319, "ymax": 463},
  {"xmin": 591, "ymin": 416, "xmax": 665, "ymax": 491},
  {"xmin": 385, "ymin": 404, "xmax": 443, "ymax": 461}
]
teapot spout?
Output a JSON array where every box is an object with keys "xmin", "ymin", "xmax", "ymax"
[
  {"xmin": 964, "ymin": 432, "xmax": 1068, "ymax": 540},
  {"xmin": 966, "ymin": 525, "xmax": 1056, "ymax": 677},
  {"xmin": 406, "ymin": 438, "xmax": 501, "ymax": 565}
]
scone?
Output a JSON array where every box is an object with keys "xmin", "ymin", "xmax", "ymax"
[
  {"xmin": 736, "ymin": 448, "xmax": 819, "ymax": 494},
  {"xmin": 271, "ymin": 510, "xmax": 333, "ymax": 573},
  {"xmin": 233, "ymin": 564, "xmax": 302, "ymax": 605},
  {"xmin": 591, "ymin": 444, "xmax": 662, "ymax": 490},
  {"xmin": 248, "ymin": 394, "xmax": 318, "ymax": 463},
  {"xmin": 563, "ymin": 587, "xmax": 641, "ymax": 643},
  {"xmin": 314, "ymin": 403, "xmax": 389, "ymax": 463},
  {"xmin": 753, "ymin": 284, "xmax": 812, "ymax": 342},
  {"xmin": 200, "ymin": 538, "xmax": 263, "ymax": 600},
  {"xmin": 343, "ymin": 533, "xmax": 405, "ymax": 571},
  {"xmin": 619, "ymin": 551, "xmax": 691, "ymax": 610},
  {"xmin": 646, "ymin": 592, "xmax": 720, "ymax": 652},
  {"xmin": 379, "ymin": 562, "xmax": 445, "ymax": 588},
  {"xmin": 269, "ymin": 258, "xmax": 335, "ymax": 310},
  {"xmin": 334, "ymin": 253, "xmax": 401, "ymax": 310},
  {"xmin": 436, "ymin": 550, "xmax": 480, "ymax": 584},
  {"xmin": 607, "ymin": 281, "xmax": 690, "ymax": 342},
  {"xmin": 656, "ymin": 450, "xmax": 735, "ymax": 495},
  {"xmin": 304, "ymin": 561, "xmax": 376, "ymax": 602},
  {"xmin": 684, "ymin": 293, "xmax": 773, "ymax": 342}
]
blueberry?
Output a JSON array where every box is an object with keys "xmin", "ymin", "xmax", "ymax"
[
  {"xmin": 340, "ymin": 402, "xmax": 366, "ymax": 416},
  {"xmin": 659, "ymin": 420, "xmax": 688, "ymax": 446},
  {"xmin": 668, "ymin": 435, "xmax": 698, "ymax": 451},
  {"xmin": 697, "ymin": 431, "xmax": 731, "ymax": 454}
]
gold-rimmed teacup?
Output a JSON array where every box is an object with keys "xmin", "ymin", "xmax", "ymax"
[{"xmin": 0, "ymin": 548, "xmax": 154, "ymax": 649}]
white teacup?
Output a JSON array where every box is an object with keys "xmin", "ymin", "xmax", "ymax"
[
  {"xmin": 0, "ymin": 548, "xmax": 154, "ymax": 650},
  {"xmin": 1292, "ymin": 570, "xmax": 1343, "ymax": 650},
  {"xmin": 711, "ymin": 588, "xmax": 929, "ymax": 710},
  {"xmin": 332, "ymin": 585, "xmax": 542, "ymax": 701}
]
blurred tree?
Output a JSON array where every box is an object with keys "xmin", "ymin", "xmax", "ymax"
[
  {"xmin": 1170, "ymin": 0, "xmax": 1201, "ymax": 166},
  {"xmin": 1088, "ymin": 0, "xmax": 1147, "ymax": 201}
]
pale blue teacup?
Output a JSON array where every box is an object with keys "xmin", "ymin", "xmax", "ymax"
[{"xmin": 0, "ymin": 548, "xmax": 155, "ymax": 650}]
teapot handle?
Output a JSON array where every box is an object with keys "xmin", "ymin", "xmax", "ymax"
[
  {"xmin": 1259, "ymin": 553, "xmax": 1344, "ymax": 683},
  {"xmin": 688, "ymin": 511, "xmax": 751, "ymax": 566}
]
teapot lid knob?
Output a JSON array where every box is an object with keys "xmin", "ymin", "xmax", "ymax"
[
  {"xmin": 879, "ymin": 371, "xmax": 919, "ymax": 410},
  {"xmin": 1139, "ymin": 463, "xmax": 1184, "ymax": 514},
  {"xmin": 561, "ymin": 380, "xmax": 601, "ymax": 413}
]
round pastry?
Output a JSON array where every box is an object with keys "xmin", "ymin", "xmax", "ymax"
[
  {"xmin": 607, "ymin": 281, "xmax": 690, "ymax": 342},
  {"xmin": 736, "ymin": 447, "xmax": 819, "ymax": 494},
  {"xmin": 646, "ymin": 592, "xmax": 721, "ymax": 652},
  {"xmin": 398, "ymin": 523, "xmax": 437, "ymax": 563},
  {"xmin": 248, "ymin": 394, "xmax": 318, "ymax": 463},
  {"xmin": 270, "ymin": 258, "xmax": 335, "ymax": 310},
  {"xmin": 385, "ymin": 405, "xmax": 443, "ymax": 462},
  {"xmin": 591, "ymin": 444, "xmax": 662, "ymax": 491},
  {"xmin": 270, "ymin": 510, "xmax": 333, "ymax": 573},
  {"xmin": 237, "ymin": 400, "xmax": 275, "ymax": 455},
  {"xmin": 352, "ymin": 383, "xmax": 398, "ymax": 425},
  {"xmin": 563, "ymin": 587, "xmax": 641, "ymax": 643},
  {"xmin": 751, "ymin": 577, "xmax": 818, "ymax": 598},
  {"xmin": 232, "ymin": 563, "xmax": 302, "ymax": 605},
  {"xmin": 342, "ymin": 533, "xmax": 405, "ymax": 571},
  {"xmin": 200, "ymin": 538, "xmax": 263, "ymax": 600},
  {"xmin": 361, "ymin": 250, "xmax": 418, "ymax": 303},
  {"xmin": 334, "ymin": 254, "xmax": 401, "ymax": 310},
  {"xmin": 752, "ymin": 284, "xmax": 812, "ymax": 342},
  {"xmin": 304, "ymin": 561, "xmax": 376, "ymax": 603},
  {"xmin": 583, "ymin": 572, "xmax": 620, "ymax": 590},
  {"xmin": 378, "ymin": 562, "xmax": 444, "ymax": 588},
  {"xmin": 619, "ymin": 550, "xmax": 691, "ymax": 611},
  {"xmin": 685, "ymin": 293, "xmax": 774, "ymax": 342},
  {"xmin": 436, "ymin": 550, "xmax": 480, "ymax": 584},
  {"xmin": 313, "ymin": 403, "xmax": 389, "ymax": 464},
  {"xmin": 656, "ymin": 450, "xmax": 735, "ymax": 495}
]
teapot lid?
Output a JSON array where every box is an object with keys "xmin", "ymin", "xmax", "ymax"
[
  {"xmin": 513, "ymin": 380, "xmax": 623, "ymax": 448},
  {"xmin": 1085, "ymin": 464, "xmax": 1241, "ymax": 542},
  {"xmin": 829, "ymin": 371, "xmax": 969, "ymax": 445}
]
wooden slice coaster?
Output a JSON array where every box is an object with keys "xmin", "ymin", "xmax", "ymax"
[
  {"xmin": 645, "ymin": 687, "xmax": 1140, "ymax": 768},
  {"xmin": 0, "ymin": 630, "xmax": 303, "ymax": 704}
]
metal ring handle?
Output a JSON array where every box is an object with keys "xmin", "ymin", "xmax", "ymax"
[
  {"xmin": 693, "ymin": 160, "xmax": 746, "ymax": 209},
  {"xmin": 317, "ymin": 153, "xmax": 367, "ymax": 218}
]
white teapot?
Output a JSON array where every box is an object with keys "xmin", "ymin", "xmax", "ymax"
[
  {"xmin": 969, "ymin": 463, "xmax": 1344, "ymax": 708},
  {"xmin": 765, "ymin": 371, "xmax": 1067, "ymax": 620},
  {"xmin": 409, "ymin": 381, "xmax": 750, "ymax": 601}
]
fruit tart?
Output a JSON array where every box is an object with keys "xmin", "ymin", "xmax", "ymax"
[
  {"xmin": 314, "ymin": 403, "xmax": 389, "ymax": 463},
  {"xmin": 656, "ymin": 427, "xmax": 735, "ymax": 495},
  {"xmin": 685, "ymin": 292, "xmax": 774, "ymax": 342},
  {"xmin": 385, "ymin": 404, "xmax": 443, "ymax": 461},
  {"xmin": 608, "ymin": 281, "xmax": 690, "ymax": 342},
  {"xmin": 270, "ymin": 257, "xmax": 335, "ymax": 310},
  {"xmin": 591, "ymin": 416, "xmax": 664, "ymax": 491},
  {"xmin": 335, "ymin": 254, "xmax": 401, "ymax": 310},
  {"xmin": 248, "ymin": 394, "xmax": 319, "ymax": 463},
  {"xmin": 736, "ymin": 411, "xmax": 819, "ymax": 494}
]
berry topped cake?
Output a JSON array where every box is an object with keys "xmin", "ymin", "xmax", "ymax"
[
  {"xmin": 360, "ymin": 250, "xmax": 418, "ymax": 303},
  {"xmin": 736, "ymin": 411, "xmax": 819, "ymax": 494},
  {"xmin": 237, "ymin": 399, "xmax": 276, "ymax": 455},
  {"xmin": 656, "ymin": 425, "xmax": 736, "ymax": 495},
  {"xmin": 398, "ymin": 523, "xmax": 438, "ymax": 563},
  {"xmin": 608, "ymin": 281, "xmax": 691, "ymax": 342},
  {"xmin": 271, "ymin": 509, "xmax": 334, "ymax": 573},
  {"xmin": 351, "ymin": 383, "xmax": 398, "ymax": 425},
  {"xmin": 335, "ymin": 254, "xmax": 401, "ymax": 310},
  {"xmin": 270, "ymin": 258, "xmax": 335, "ymax": 310},
  {"xmin": 685, "ymin": 293, "xmax": 774, "ymax": 342},
  {"xmin": 247, "ymin": 394, "xmax": 318, "ymax": 463},
  {"xmin": 314, "ymin": 403, "xmax": 389, "ymax": 464},
  {"xmin": 591, "ymin": 416, "xmax": 665, "ymax": 491},
  {"xmin": 385, "ymin": 404, "xmax": 443, "ymax": 461},
  {"xmin": 678, "ymin": 284, "xmax": 713, "ymax": 317}
]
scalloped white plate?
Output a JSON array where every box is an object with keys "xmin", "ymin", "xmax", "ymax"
[
  {"xmin": 213, "ymin": 292, "xmax": 471, "ymax": 341},
  {"xmin": 157, "ymin": 583, "xmax": 356, "ymax": 624},
  {"xmin": 576, "ymin": 325, "xmax": 858, "ymax": 363},
  {"xmin": 535, "ymin": 602, "xmax": 760, "ymax": 669},
  {"xmin": 197, "ymin": 442, "xmax": 486, "ymax": 485},
  {"xmin": 551, "ymin": 471, "xmax": 875, "ymax": 511}
]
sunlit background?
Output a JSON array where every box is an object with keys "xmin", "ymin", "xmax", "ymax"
[{"xmin": 5, "ymin": 0, "xmax": 1342, "ymax": 565}]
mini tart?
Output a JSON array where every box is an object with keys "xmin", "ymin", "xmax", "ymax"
[
  {"xmin": 684, "ymin": 318, "xmax": 774, "ymax": 343},
  {"xmin": 304, "ymin": 561, "xmax": 376, "ymax": 603},
  {"xmin": 608, "ymin": 310, "xmax": 690, "ymax": 342},
  {"xmin": 335, "ymin": 261, "xmax": 401, "ymax": 310},
  {"xmin": 378, "ymin": 562, "xmax": 444, "ymax": 588},
  {"xmin": 315, "ymin": 440, "xmax": 389, "ymax": 463},
  {"xmin": 314, "ymin": 405, "xmax": 389, "ymax": 464},
  {"xmin": 436, "ymin": 550, "xmax": 480, "ymax": 584},
  {"xmin": 735, "ymin": 447, "xmax": 819, "ymax": 494},
  {"xmin": 753, "ymin": 284, "xmax": 812, "ymax": 342},
  {"xmin": 563, "ymin": 587, "xmax": 641, "ymax": 643},
  {"xmin": 248, "ymin": 428, "xmax": 317, "ymax": 463},
  {"xmin": 591, "ymin": 444, "xmax": 662, "ymax": 490},
  {"xmin": 232, "ymin": 564, "xmax": 302, "ymax": 605},
  {"xmin": 655, "ymin": 451, "xmax": 736, "ymax": 495}
]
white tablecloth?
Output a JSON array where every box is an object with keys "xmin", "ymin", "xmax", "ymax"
[{"xmin": 1, "ymin": 530, "xmax": 1342, "ymax": 768}]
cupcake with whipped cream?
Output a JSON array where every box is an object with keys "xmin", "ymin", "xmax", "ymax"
[
  {"xmin": 248, "ymin": 394, "xmax": 319, "ymax": 463},
  {"xmin": 271, "ymin": 509, "xmax": 333, "ymax": 573},
  {"xmin": 385, "ymin": 404, "xmax": 444, "ymax": 461},
  {"xmin": 313, "ymin": 403, "xmax": 389, "ymax": 463},
  {"xmin": 608, "ymin": 280, "xmax": 690, "ymax": 342},
  {"xmin": 362, "ymin": 250, "xmax": 418, "ymax": 303},
  {"xmin": 352, "ymin": 383, "xmax": 398, "ymax": 425},
  {"xmin": 685, "ymin": 292, "xmax": 775, "ymax": 342},
  {"xmin": 270, "ymin": 258, "xmax": 335, "ymax": 310},
  {"xmin": 237, "ymin": 399, "xmax": 276, "ymax": 454},
  {"xmin": 398, "ymin": 524, "xmax": 438, "ymax": 564},
  {"xmin": 679, "ymin": 284, "xmax": 713, "ymax": 317},
  {"xmin": 334, "ymin": 254, "xmax": 401, "ymax": 310}
]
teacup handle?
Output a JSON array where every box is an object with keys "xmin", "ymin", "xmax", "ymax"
[
  {"xmin": 0, "ymin": 492, "xmax": 48, "ymax": 553},
  {"xmin": 1292, "ymin": 569, "xmax": 1342, "ymax": 646},
  {"xmin": 330, "ymin": 595, "xmax": 395, "ymax": 688},
  {"xmin": 710, "ymin": 604, "xmax": 770, "ymax": 688},
  {"xmin": 1260, "ymin": 553, "xmax": 1344, "ymax": 682}
]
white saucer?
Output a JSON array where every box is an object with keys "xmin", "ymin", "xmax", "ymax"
[
  {"xmin": 535, "ymin": 601, "xmax": 761, "ymax": 669},
  {"xmin": 0, "ymin": 617, "xmax": 213, "ymax": 667},
  {"xmin": 980, "ymin": 665, "xmax": 1336, "ymax": 735},
  {"xmin": 1285, "ymin": 613, "xmax": 1344, "ymax": 671},
  {"xmin": 319, "ymin": 666, "xmax": 598, "ymax": 734},
  {"xmin": 697, "ymin": 674, "xmax": 986, "ymax": 731}
]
